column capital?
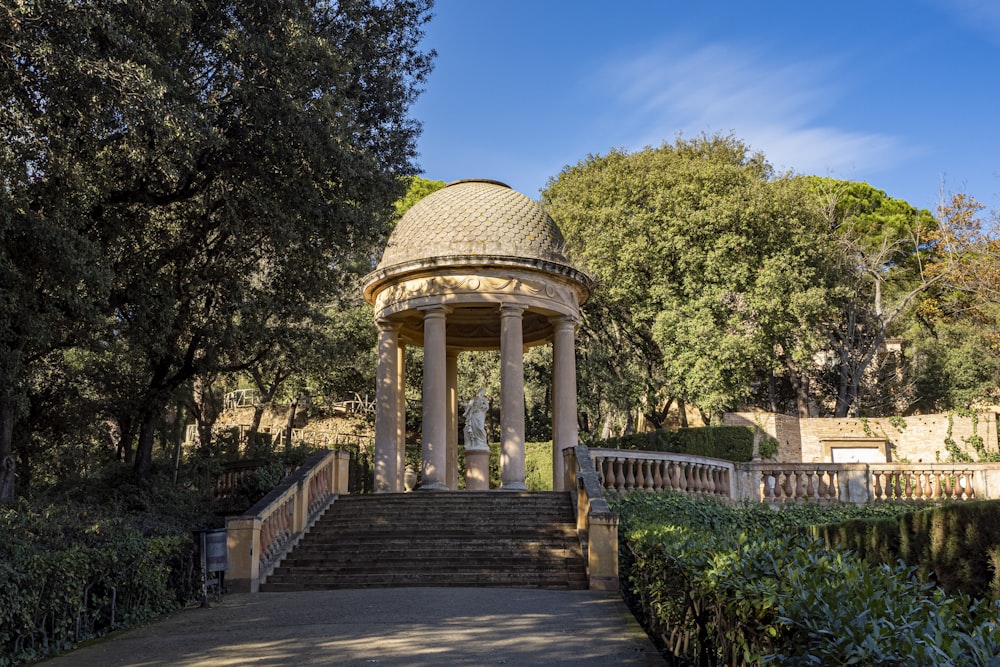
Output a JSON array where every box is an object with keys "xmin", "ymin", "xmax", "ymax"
[
  {"xmin": 550, "ymin": 314, "xmax": 579, "ymax": 332},
  {"xmin": 499, "ymin": 303, "xmax": 529, "ymax": 317},
  {"xmin": 418, "ymin": 303, "xmax": 451, "ymax": 317},
  {"xmin": 376, "ymin": 317, "xmax": 403, "ymax": 333}
]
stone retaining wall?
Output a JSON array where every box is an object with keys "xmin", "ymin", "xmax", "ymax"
[{"xmin": 725, "ymin": 411, "xmax": 999, "ymax": 463}]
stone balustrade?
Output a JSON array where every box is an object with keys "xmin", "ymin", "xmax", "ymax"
[
  {"xmin": 583, "ymin": 448, "xmax": 1000, "ymax": 506},
  {"xmin": 590, "ymin": 449, "xmax": 735, "ymax": 498},
  {"xmin": 226, "ymin": 449, "xmax": 350, "ymax": 593},
  {"xmin": 564, "ymin": 446, "xmax": 619, "ymax": 591}
]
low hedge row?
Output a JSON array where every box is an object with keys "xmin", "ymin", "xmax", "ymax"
[
  {"xmin": 810, "ymin": 499, "xmax": 1000, "ymax": 600},
  {"xmin": 613, "ymin": 492, "xmax": 1000, "ymax": 666},
  {"xmin": 594, "ymin": 425, "xmax": 755, "ymax": 461},
  {"xmin": 0, "ymin": 501, "xmax": 199, "ymax": 666}
]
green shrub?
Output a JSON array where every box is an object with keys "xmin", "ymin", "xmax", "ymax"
[
  {"xmin": 813, "ymin": 500, "xmax": 1000, "ymax": 600},
  {"xmin": 596, "ymin": 426, "xmax": 755, "ymax": 461},
  {"xmin": 0, "ymin": 501, "xmax": 198, "ymax": 666},
  {"xmin": 612, "ymin": 492, "xmax": 1000, "ymax": 666}
]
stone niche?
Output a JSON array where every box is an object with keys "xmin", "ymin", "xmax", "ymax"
[{"xmin": 822, "ymin": 437, "xmax": 891, "ymax": 463}]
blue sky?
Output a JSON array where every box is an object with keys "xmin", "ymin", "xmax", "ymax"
[{"xmin": 410, "ymin": 0, "xmax": 1000, "ymax": 212}]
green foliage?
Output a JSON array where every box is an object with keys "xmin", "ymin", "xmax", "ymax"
[
  {"xmin": 612, "ymin": 492, "xmax": 1000, "ymax": 665},
  {"xmin": 595, "ymin": 426, "xmax": 756, "ymax": 461},
  {"xmin": 815, "ymin": 501, "xmax": 1000, "ymax": 601},
  {"xmin": 0, "ymin": 500, "xmax": 199, "ymax": 665},
  {"xmin": 545, "ymin": 135, "xmax": 841, "ymax": 418},
  {"xmin": 0, "ymin": 0, "xmax": 435, "ymax": 490},
  {"xmin": 524, "ymin": 441, "xmax": 554, "ymax": 491}
]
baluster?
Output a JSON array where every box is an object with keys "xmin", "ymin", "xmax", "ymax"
[
  {"xmin": 962, "ymin": 471, "xmax": 975, "ymax": 500},
  {"xmin": 802, "ymin": 471, "xmax": 814, "ymax": 500},
  {"xmin": 771, "ymin": 471, "xmax": 782, "ymax": 501},
  {"xmin": 872, "ymin": 470, "xmax": 883, "ymax": 501},
  {"xmin": 942, "ymin": 471, "xmax": 954, "ymax": 500},
  {"xmin": 930, "ymin": 470, "xmax": 941, "ymax": 500},
  {"xmin": 816, "ymin": 470, "xmax": 828, "ymax": 500},
  {"xmin": 634, "ymin": 459, "xmax": 646, "ymax": 491},
  {"xmin": 688, "ymin": 464, "xmax": 699, "ymax": 494},
  {"xmin": 827, "ymin": 470, "xmax": 839, "ymax": 501},
  {"xmin": 652, "ymin": 460, "xmax": 664, "ymax": 491},
  {"xmin": 610, "ymin": 458, "xmax": 621, "ymax": 491},
  {"xmin": 762, "ymin": 470, "xmax": 775, "ymax": 501},
  {"xmin": 671, "ymin": 462, "xmax": 683, "ymax": 491},
  {"xmin": 922, "ymin": 471, "xmax": 934, "ymax": 500},
  {"xmin": 624, "ymin": 458, "xmax": 636, "ymax": 491},
  {"xmin": 616, "ymin": 458, "xmax": 627, "ymax": 492},
  {"xmin": 596, "ymin": 457, "xmax": 610, "ymax": 490},
  {"xmin": 781, "ymin": 471, "xmax": 794, "ymax": 502},
  {"xmin": 708, "ymin": 466, "xmax": 719, "ymax": 495}
]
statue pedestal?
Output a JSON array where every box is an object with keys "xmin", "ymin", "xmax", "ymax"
[{"xmin": 465, "ymin": 448, "xmax": 490, "ymax": 490}]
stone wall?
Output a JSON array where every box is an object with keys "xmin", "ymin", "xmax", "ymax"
[
  {"xmin": 725, "ymin": 411, "xmax": 999, "ymax": 463},
  {"xmin": 723, "ymin": 412, "xmax": 803, "ymax": 461}
]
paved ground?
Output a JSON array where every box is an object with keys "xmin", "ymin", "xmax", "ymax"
[{"xmin": 36, "ymin": 588, "xmax": 665, "ymax": 666}]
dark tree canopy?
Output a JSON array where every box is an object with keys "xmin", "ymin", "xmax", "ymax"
[{"xmin": 0, "ymin": 0, "xmax": 435, "ymax": 493}]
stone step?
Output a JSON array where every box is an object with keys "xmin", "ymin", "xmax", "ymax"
[
  {"xmin": 260, "ymin": 571, "xmax": 589, "ymax": 591},
  {"xmin": 261, "ymin": 491, "xmax": 587, "ymax": 591}
]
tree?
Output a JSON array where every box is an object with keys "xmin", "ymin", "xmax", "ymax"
[
  {"xmin": 0, "ymin": 0, "xmax": 435, "ymax": 493},
  {"xmin": 805, "ymin": 178, "xmax": 945, "ymax": 416},
  {"xmin": 543, "ymin": 134, "xmax": 840, "ymax": 419}
]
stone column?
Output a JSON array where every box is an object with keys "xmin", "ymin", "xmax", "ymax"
[
  {"xmin": 395, "ymin": 339, "xmax": 407, "ymax": 491},
  {"xmin": 374, "ymin": 319, "xmax": 401, "ymax": 493},
  {"xmin": 499, "ymin": 304, "xmax": 528, "ymax": 490},
  {"xmin": 551, "ymin": 315, "xmax": 579, "ymax": 491},
  {"xmin": 420, "ymin": 305, "xmax": 449, "ymax": 491},
  {"xmin": 446, "ymin": 349, "xmax": 459, "ymax": 490}
]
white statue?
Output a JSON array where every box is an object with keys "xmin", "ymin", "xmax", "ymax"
[{"xmin": 463, "ymin": 388, "xmax": 489, "ymax": 451}]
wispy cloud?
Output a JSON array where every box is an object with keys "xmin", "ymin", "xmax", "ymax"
[
  {"xmin": 596, "ymin": 40, "xmax": 909, "ymax": 179},
  {"xmin": 929, "ymin": 0, "xmax": 1000, "ymax": 42}
]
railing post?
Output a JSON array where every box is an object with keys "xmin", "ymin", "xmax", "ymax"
[
  {"xmin": 226, "ymin": 516, "xmax": 262, "ymax": 593},
  {"xmin": 574, "ymin": 445, "xmax": 619, "ymax": 591},
  {"xmin": 587, "ymin": 511, "xmax": 620, "ymax": 591},
  {"xmin": 293, "ymin": 478, "xmax": 308, "ymax": 533},
  {"xmin": 563, "ymin": 447, "xmax": 578, "ymax": 493},
  {"xmin": 839, "ymin": 463, "xmax": 869, "ymax": 504},
  {"xmin": 334, "ymin": 450, "xmax": 350, "ymax": 494}
]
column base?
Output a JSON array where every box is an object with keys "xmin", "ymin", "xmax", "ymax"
[
  {"xmin": 418, "ymin": 482, "xmax": 449, "ymax": 491},
  {"xmin": 499, "ymin": 481, "xmax": 528, "ymax": 491}
]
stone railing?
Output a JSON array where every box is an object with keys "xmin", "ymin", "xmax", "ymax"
[
  {"xmin": 226, "ymin": 449, "xmax": 350, "ymax": 593},
  {"xmin": 563, "ymin": 445, "xmax": 619, "ymax": 591},
  {"xmin": 586, "ymin": 448, "xmax": 1000, "ymax": 505},
  {"xmin": 590, "ymin": 449, "xmax": 735, "ymax": 498}
]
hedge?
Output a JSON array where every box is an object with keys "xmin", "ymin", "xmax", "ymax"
[
  {"xmin": 0, "ymin": 501, "xmax": 199, "ymax": 666},
  {"xmin": 594, "ymin": 425, "xmax": 755, "ymax": 461},
  {"xmin": 811, "ymin": 499, "xmax": 1000, "ymax": 600},
  {"xmin": 613, "ymin": 492, "xmax": 1000, "ymax": 666}
]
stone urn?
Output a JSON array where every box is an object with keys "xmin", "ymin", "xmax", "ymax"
[{"xmin": 403, "ymin": 464, "xmax": 418, "ymax": 492}]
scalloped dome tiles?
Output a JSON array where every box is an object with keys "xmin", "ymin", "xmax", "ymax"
[{"xmin": 376, "ymin": 179, "xmax": 570, "ymax": 271}]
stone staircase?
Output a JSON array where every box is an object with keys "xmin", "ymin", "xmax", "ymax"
[{"xmin": 260, "ymin": 491, "xmax": 589, "ymax": 590}]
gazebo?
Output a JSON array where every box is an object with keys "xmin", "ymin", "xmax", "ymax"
[{"xmin": 362, "ymin": 179, "xmax": 591, "ymax": 492}]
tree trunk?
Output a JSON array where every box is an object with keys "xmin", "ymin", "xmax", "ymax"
[
  {"xmin": 0, "ymin": 395, "xmax": 15, "ymax": 502},
  {"xmin": 284, "ymin": 395, "xmax": 299, "ymax": 448},
  {"xmin": 133, "ymin": 406, "xmax": 159, "ymax": 480},
  {"xmin": 783, "ymin": 357, "xmax": 812, "ymax": 418},
  {"xmin": 191, "ymin": 374, "xmax": 220, "ymax": 455},
  {"xmin": 677, "ymin": 398, "xmax": 689, "ymax": 428}
]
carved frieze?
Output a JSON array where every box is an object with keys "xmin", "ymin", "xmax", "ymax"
[{"xmin": 372, "ymin": 269, "xmax": 580, "ymax": 319}]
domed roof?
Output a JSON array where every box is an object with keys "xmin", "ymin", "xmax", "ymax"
[{"xmin": 375, "ymin": 179, "xmax": 570, "ymax": 271}]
